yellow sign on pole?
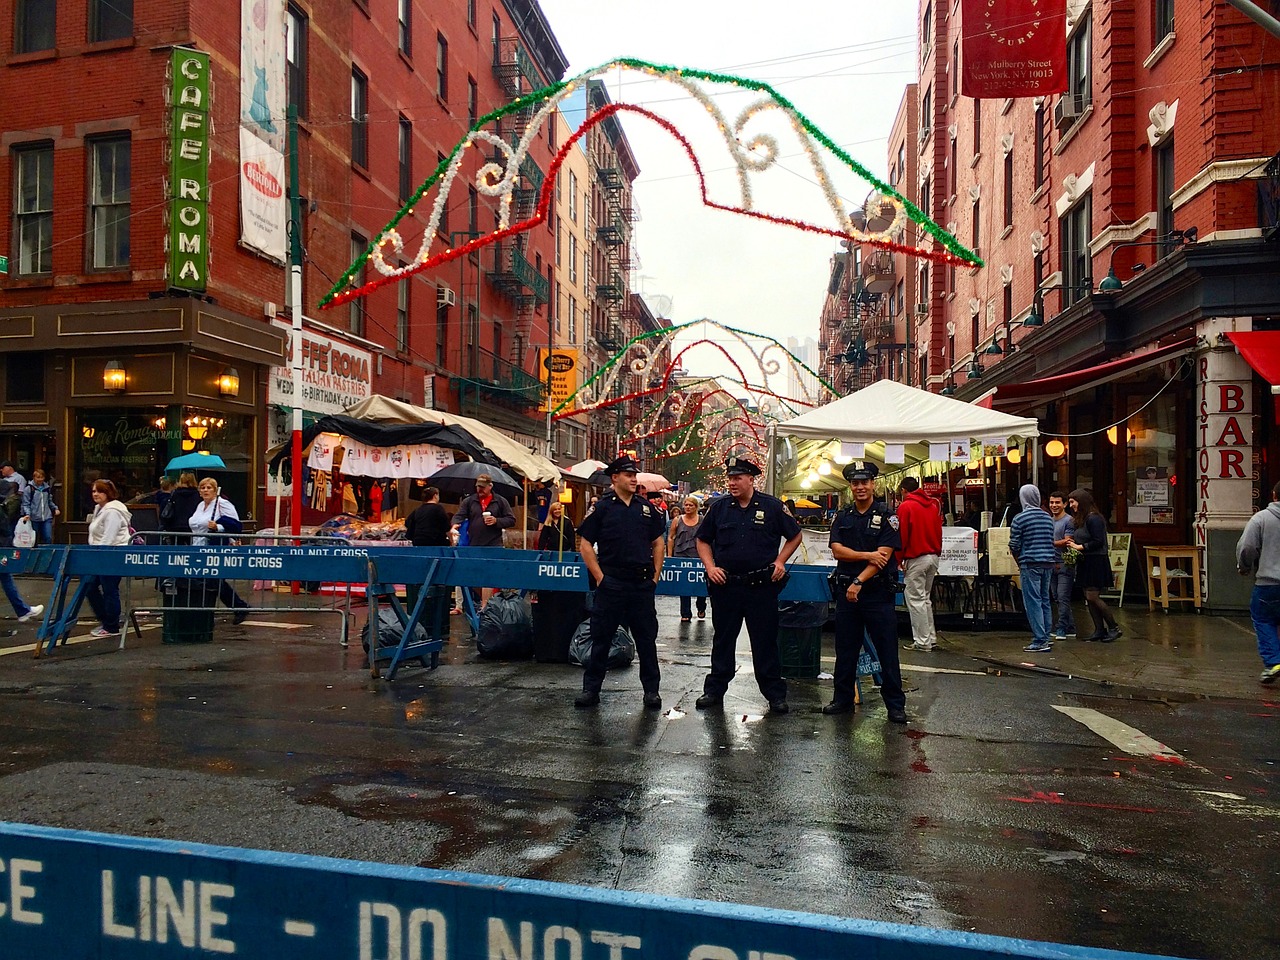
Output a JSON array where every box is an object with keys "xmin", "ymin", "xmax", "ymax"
[{"xmin": 538, "ymin": 348, "xmax": 579, "ymax": 411}]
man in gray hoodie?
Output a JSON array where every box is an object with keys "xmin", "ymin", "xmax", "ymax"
[
  {"xmin": 1009, "ymin": 484, "xmax": 1057, "ymax": 653},
  {"xmin": 1236, "ymin": 480, "xmax": 1280, "ymax": 684}
]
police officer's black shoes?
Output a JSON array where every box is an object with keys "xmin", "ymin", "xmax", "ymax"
[
  {"xmin": 695, "ymin": 693, "xmax": 723, "ymax": 710},
  {"xmin": 821, "ymin": 700, "xmax": 855, "ymax": 715},
  {"xmin": 768, "ymin": 699, "xmax": 789, "ymax": 714},
  {"xmin": 887, "ymin": 708, "xmax": 908, "ymax": 724},
  {"xmin": 574, "ymin": 690, "xmax": 600, "ymax": 709},
  {"xmin": 643, "ymin": 692, "xmax": 662, "ymax": 709}
]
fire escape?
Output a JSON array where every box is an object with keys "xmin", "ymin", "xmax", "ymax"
[
  {"xmin": 489, "ymin": 38, "xmax": 549, "ymax": 366},
  {"xmin": 594, "ymin": 164, "xmax": 629, "ymax": 351}
]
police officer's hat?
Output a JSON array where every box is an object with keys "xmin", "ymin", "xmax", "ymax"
[
  {"xmin": 605, "ymin": 455, "xmax": 641, "ymax": 475},
  {"xmin": 724, "ymin": 456, "xmax": 761, "ymax": 477},
  {"xmin": 842, "ymin": 460, "xmax": 879, "ymax": 482}
]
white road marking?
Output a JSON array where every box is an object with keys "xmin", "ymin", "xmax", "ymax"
[
  {"xmin": 239, "ymin": 621, "xmax": 309, "ymax": 629},
  {"xmin": 1052, "ymin": 705, "xmax": 1185, "ymax": 761},
  {"xmin": 1193, "ymin": 791, "xmax": 1280, "ymax": 819},
  {"xmin": 284, "ymin": 920, "xmax": 316, "ymax": 937},
  {"xmin": 0, "ymin": 623, "xmax": 159, "ymax": 657},
  {"xmin": 820, "ymin": 654, "xmax": 984, "ymax": 676}
]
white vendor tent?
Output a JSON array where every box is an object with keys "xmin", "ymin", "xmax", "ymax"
[
  {"xmin": 344, "ymin": 395, "xmax": 559, "ymax": 483},
  {"xmin": 768, "ymin": 379, "xmax": 1041, "ymax": 497}
]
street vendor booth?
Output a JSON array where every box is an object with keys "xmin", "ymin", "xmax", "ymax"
[{"xmin": 767, "ymin": 379, "xmax": 1041, "ymax": 628}]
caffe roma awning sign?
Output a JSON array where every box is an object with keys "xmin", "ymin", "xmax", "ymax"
[{"xmin": 167, "ymin": 47, "xmax": 211, "ymax": 293}]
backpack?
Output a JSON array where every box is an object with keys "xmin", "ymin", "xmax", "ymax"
[{"xmin": 2, "ymin": 489, "xmax": 20, "ymax": 523}]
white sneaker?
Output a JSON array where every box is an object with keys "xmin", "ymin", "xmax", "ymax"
[
  {"xmin": 17, "ymin": 604, "xmax": 43, "ymax": 623},
  {"xmin": 89, "ymin": 626, "xmax": 119, "ymax": 638},
  {"xmin": 903, "ymin": 640, "xmax": 936, "ymax": 651}
]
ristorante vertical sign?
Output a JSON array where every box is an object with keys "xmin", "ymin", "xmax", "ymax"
[
  {"xmin": 961, "ymin": 0, "xmax": 1067, "ymax": 100},
  {"xmin": 168, "ymin": 48, "xmax": 212, "ymax": 292}
]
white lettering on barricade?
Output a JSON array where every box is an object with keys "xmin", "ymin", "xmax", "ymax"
[
  {"xmin": 590, "ymin": 931, "xmax": 642, "ymax": 960},
  {"xmin": 358, "ymin": 902, "xmax": 448, "ymax": 960},
  {"xmin": 545, "ymin": 925, "xmax": 584, "ymax": 960},
  {"xmin": 0, "ymin": 857, "xmax": 43, "ymax": 923},
  {"xmin": 100, "ymin": 870, "xmax": 234, "ymax": 951}
]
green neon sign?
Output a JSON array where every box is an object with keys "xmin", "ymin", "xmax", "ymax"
[{"xmin": 168, "ymin": 48, "xmax": 211, "ymax": 292}]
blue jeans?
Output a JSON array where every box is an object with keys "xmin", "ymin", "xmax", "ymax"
[
  {"xmin": 679, "ymin": 593, "xmax": 706, "ymax": 618},
  {"xmin": 83, "ymin": 575, "xmax": 122, "ymax": 632},
  {"xmin": 1, "ymin": 573, "xmax": 32, "ymax": 617},
  {"xmin": 1020, "ymin": 564, "xmax": 1054, "ymax": 646},
  {"xmin": 1051, "ymin": 565, "xmax": 1076, "ymax": 635},
  {"xmin": 32, "ymin": 518, "xmax": 53, "ymax": 544},
  {"xmin": 1250, "ymin": 583, "xmax": 1280, "ymax": 668}
]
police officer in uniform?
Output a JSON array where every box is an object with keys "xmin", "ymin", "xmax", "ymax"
[
  {"xmin": 574, "ymin": 455, "xmax": 668, "ymax": 709},
  {"xmin": 825, "ymin": 461, "xmax": 908, "ymax": 723},
  {"xmin": 695, "ymin": 457, "xmax": 803, "ymax": 714}
]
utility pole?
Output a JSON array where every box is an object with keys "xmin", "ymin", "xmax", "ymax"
[{"xmin": 287, "ymin": 105, "xmax": 304, "ymax": 541}]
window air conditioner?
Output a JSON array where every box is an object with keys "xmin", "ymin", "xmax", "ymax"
[
  {"xmin": 1054, "ymin": 96, "xmax": 1081, "ymax": 131},
  {"xmin": 914, "ymin": 303, "xmax": 929, "ymax": 317},
  {"xmin": 437, "ymin": 286, "xmax": 457, "ymax": 307}
]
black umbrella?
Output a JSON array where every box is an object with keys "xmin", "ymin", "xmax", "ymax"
[{"xmin": 428, "ymin": 461, "xmax": 523, "ymax": 503}]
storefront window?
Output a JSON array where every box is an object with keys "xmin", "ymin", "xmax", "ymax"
[{"xmin": 1125, "ymin": 393, "xmax": 1177, "ymax": 524}]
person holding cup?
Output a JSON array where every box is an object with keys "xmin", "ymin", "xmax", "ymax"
[{"xmin": 450, "ymin": 472, "xmax": 516, "ymax": 604}]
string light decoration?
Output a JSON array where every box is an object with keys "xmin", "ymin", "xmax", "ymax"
[{"xmin": 320, "ymin": 58, "xmax": 983, "ymax": 311}]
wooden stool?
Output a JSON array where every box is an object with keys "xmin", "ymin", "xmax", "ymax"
[{"xmin": 1145, "ymin": 546, "xmax": 1202, "ymax": 611}]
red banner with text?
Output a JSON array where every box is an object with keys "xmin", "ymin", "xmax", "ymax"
[{"xmin": 961, "ymin": 0, "xmax": 1068, "ymax": 100}]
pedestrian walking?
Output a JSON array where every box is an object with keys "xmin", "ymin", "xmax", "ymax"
[
  {"xmin": 1010, "ymin": 484, "xmax": 1056, "ymax": 652},
  {"xmin": 668, "ymin": 497, "xmax": 706, "ymax": 622},
  {"xmin": 161, "ymin": 472, "xmax": 201, "ymax": 540},
  {"xmin": 0, "ymin": 461, "xmax": 28, "ymax": 497},
  {"xmin": 403, "ymin": 485, "xmax": 451, "ymax": 625},
  {"xmin": 572, "ymin": 455, "xmax": 667, "ymax": 710},
  {"xmin": 189, "ymin": 477, "xmax": 250, "ymax": 624},
  {"xmin": 0, "ymin": 480, "xmax": 43, "ymax": 624},
  {"xmin": 825, "ymin": 462, "xmax": 907, "ymax": 724},
  {"xmin": 693, "ymin": 458, "xmax": 801, "ymax": 714},
  {"xmin": 83, "ymin": 479, "xmax": 130, "ymax": 637},
  {"xmin": 896, "ymin": 476, "xmax": 942, "ymax": 652},
  {"xmin": 1048, "ymin": 491, "xmax": 1077, "ymax": 640},
  {"xmin": 1235, "ymin": 480, "xmax": 1280, "ymax": 684},
  {"xmin": 20, "ymin": 468, "xmax": 59, "ymax": 545},
  {"xmin": 1064, "ymin": 489, "xmax": 1121, "ymax": 642}
]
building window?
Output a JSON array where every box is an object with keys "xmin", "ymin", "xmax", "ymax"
[
  {"xmin": 1067, "ymin": 15, "xmax": 1092, "ymax": 114},
  {"xmin": 15, "ymin": 144, "xmax": 53, "ymax": 275},
  {"xmin": 349, "ymin": 233, "xmax": 367, "ymax": 336},
  {"xmin": 949, "ymin": 137, "xmax": 957, "ymax": 195},
  {"xmin": 467, "ymin": 0, "xmax": 476, "ymax": 28},
  {"xmin": 6, "ymin": 352, "xmax": 43, "ymax": 404},
  {"xmin": 1156, "ymin": 139, "xmax": 1176, "ymax": 254},
  {"xmin": 351, "ymin": 67, "xmax": 368, "ymax": 168},
  {"xmin": 920, "ymin": 177, "xmax": 931, "ymax": 219},
  {"xmin": 1033, "ymin": 100, "xmax": 1045, "ymax": 188},
  {"xmin": 1155, "ymin": 0, "xmax": 1174, "ymax": 43},
  {"xmin": 397, "ymin": 275, "xmax": 410, "ymax": 352},
  {"xmin": 436, "ymin": 32, "xmax": 448, "ymax": 101},
  {"xmin": 398, "ymin": 0, "xmax": 411, "ymax": 57},
  {"xmin": 398, "ymin": 116, "xmax": 413, "ymax": 201},
  {"xmin": 568, "ymin": 171, "xmax": 578, "ymax": 221},
  {"xmin": 973, "ymin": 99, "xmax": 982, "ymax": 154},
  {"xmin": 920, "ymin": 87, "xmax": 932, "ymax": 140},
  {"xmin": 491, "ymin": 12, "xmax": 501, "ymax": 65},
  {"xmin": 436, "ymin": 153, "xmax": 449, "ymax": 236},
  {"xmin": 950, "ymin": 39, "xmax": 959, "ymax": 98},
  {"xmin": 15, "ymin": 0, "xmax": 55, "ymax": 53},
  {"xmin": 89, "ymin": 0, "xmax": 132, "ymax": 42},
  {"xmin": 972, "ymin": 199, "xmax": 981, "ymax": 251},
  {"xmin": 569, "ymin": 296, "xmax": 578, "ymax": 343},
  {"xmin": 468, "ymin": 186, "xmax": 479, "ymax": 236},
  {"xmin": 286, "ymin": 5, "xmax": 307, "ymax": 119},
  {"xmin": 921, "ymin": 1, "xmax": 932, "ymax": 59},
  {"xmin": 1003, "ymin": 283, "xmax": 1013, "ymax": 330},
  {"xmin": 970, "ymin": 312, "xmax": 979, "ymax": 355},
  {"xmin": 1003, "ymin": 149, "xmax": 1013, "ymax": 227},
  {"xmin": 436, "ymin": 301, "xmax": 448, "ymax": 366},
  {"xmin": 89, "ymin": 136, "xmax": 130, "ymax": 270},
  {"xmin": 467, "ymin": 76, "xmax": 478, "ymax": 127},
  {"xmin": 569, "ymin": 233, "xmax": 578, "ymax": 284},
  {"xmin": 1060, "ymin": 194, "xmax": 1091, "ymax": 306}
]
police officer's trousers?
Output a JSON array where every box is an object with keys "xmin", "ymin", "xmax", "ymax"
[
  {"xmin": 704, "ymin": 581, "xmax": 787, "ymax": 701},
  {"xmin": 832, "ymin": 597, "xmax": 905, "ymax": 711},
  {"xmin": 582, "ymin": 577, "xmax": 660, "ymax": 695}
]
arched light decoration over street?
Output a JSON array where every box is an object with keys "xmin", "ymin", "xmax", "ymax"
[
  {"xmin": 218, "ymin": 367, "xmax": 240, "ymax": 397},
  {"xmin": 103, "ymin": 360, "xmax": 126, "ymax": 393}
]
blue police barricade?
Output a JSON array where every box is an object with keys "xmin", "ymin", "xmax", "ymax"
[{"xmin": 0, "ymin": 821, "xmax": 1177, "ymax": 960}]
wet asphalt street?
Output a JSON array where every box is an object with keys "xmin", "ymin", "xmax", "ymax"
[{"xmin": 0, "ymin": 594, "xmax": 1277, "ymax": 960}]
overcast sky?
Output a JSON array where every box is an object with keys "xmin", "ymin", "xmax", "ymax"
[{"xmin": 538, "ymin": 0, "xmax": 920, "ymax": 400}]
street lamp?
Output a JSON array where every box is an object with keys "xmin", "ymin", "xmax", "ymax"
[
  {"xmin": 1097, "ymin": 227, "xmax": 1197, "ymax": 291},
  {"xmin": 1023, "ymin": 277, "xmax": 1095, "ymax": 328}
]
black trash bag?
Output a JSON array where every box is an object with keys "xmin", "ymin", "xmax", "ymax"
[
  {"xmin": 568, "ymin": 619, "xmax": 636, "ymax": 669},
  {"xmin": 361, "ymin": 605, "xmax": 429, "ymax": 654},
  {"xmin": 476, "ymin": 590, "xmax": 534, "ymax": 660},
  {"xmin": 777, "ymin": 600, "xmax": 829, "ymax": 630}
]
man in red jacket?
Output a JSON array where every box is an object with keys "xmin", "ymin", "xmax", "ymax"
[{"xmin": 896, "ymin": 477, "xmax": 943, "ymax": 652}]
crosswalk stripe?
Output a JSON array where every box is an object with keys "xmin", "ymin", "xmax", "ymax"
[
  {"xmin": 0, "ymin": 623, "xmax": 160, "ymax": 657},
  {"xmin": 1052, "ymin": 705, "xmax": 1184, "ymax": 761}
]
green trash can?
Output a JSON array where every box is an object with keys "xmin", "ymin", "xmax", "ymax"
[
  {"xmin": 777, "ymin": 600, "xmax": 827, "ymax": 679},
  {"xmin": 161, "ymin": 579, "xmax": 216, "ymax": 644}
]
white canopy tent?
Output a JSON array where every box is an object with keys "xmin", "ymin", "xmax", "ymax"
[{"xmin": 768, "ymin": 379, "xmax": 1041, "ymax": 503}]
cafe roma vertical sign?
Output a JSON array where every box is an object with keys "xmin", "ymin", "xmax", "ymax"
[
  {"xmin": 961, "ymin": 0, "xmax": 1067, "ymax": 100},
  {"xmin": 168, "ymin": 47, "xmax": 212, "ymax": 292}
]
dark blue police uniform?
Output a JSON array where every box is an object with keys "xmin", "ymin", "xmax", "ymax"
[
  {"xmin": 576, "ymin": 465, "xmax": 668, "ymax": 704},
  {"xmin": 828, "ymin": 464, "xmax": 907, "ymax": 718},
  {"xmin": 696, "ymin": 465, "xmax": 800, "ymax": 709}
]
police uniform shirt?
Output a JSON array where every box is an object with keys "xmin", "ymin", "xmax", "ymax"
[
  {"xmin": 697, "ymin": 492, "xmax": 801, "ymax": 575},
  {"xmin": 830, "ymin": 501, "xmax": 902, "ymax": 602},
  {"xmin": 577, "ymin": 491, "xmax": 667, "ymax": 569}
]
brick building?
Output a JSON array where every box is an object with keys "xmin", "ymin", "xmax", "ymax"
[
  {"xmin": 896, "ymin": 0, "xmax": 1280, "ymax": 608},
  {"xmin": 0, "ymin": 0, "xmax": 575, "ymax": 532}
]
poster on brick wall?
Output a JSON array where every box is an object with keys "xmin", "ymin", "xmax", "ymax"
[{"xmin": 961, "ymin": 0, "xmax": 1068, "ymax": 100}]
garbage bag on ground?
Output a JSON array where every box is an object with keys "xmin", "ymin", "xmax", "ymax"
[
  {"xmin": 476, "ymin": 590, "xmax": 534, "ymax": 659},
  {"xmin": 568, "ymin": 619, "xmax": 636, "ymax": 669},
  {"xmin": 777, "ymin": 600, "xmax": 829, "ymax": 629},
  {"xmin": 361, "ymin": 605, "xmax": 429, "ymax": 654}
]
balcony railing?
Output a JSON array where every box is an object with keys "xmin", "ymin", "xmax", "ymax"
[
  {"xmin": 457, "ymin": 346, "xmax": 544, "ymax": 408},
  {"xmin": 489, "ymin": 242, "xmax": 550, "ymax": 304},
  {"xmin": 492, "ymin": 38, "xmax": 539, "ymax": 95}
]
